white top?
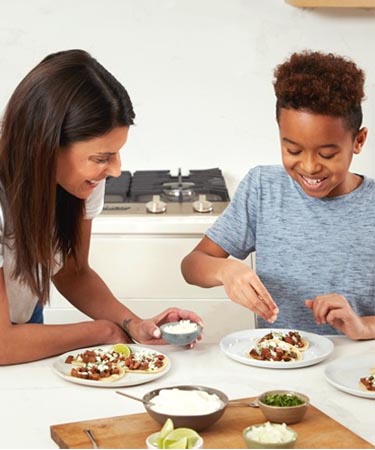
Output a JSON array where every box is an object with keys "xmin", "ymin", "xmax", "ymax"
[{"xmin": 0, "ymin": 180, "xmax": 105, "ymax": 323}]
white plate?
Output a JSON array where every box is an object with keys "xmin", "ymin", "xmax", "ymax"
[
  {"xmin": 325, "ymin": 354, "xmax": 375, "ymax": 399},
  {"xmin": 52, "ymin": 344, "xmax": 170, "ymax": 388},
  {"xmin": 219, "ymin": 328, "xmax": 334, "ymax": 369}
]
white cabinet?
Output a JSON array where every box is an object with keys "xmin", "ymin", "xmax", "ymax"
[
  {"xmin": 45, "ymin": 214, "xmax": 255, "ymax": 342},
  {"xmin": 88, "ymin": 235, "xmax": 225, "ymax": 299}
]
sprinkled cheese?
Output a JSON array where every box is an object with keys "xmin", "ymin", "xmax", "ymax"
[
  {"xmin": 126, "ymin": 350, "xmax": 160, "ymax": 371},
  {"xmin": 97, "ymin": 363, "xmax": 109, "ymax": 372},
  {"xmin": 272, "ymin": 332, "xmax": 283, "ymax": 340},
  {"xmin": 163, "ymin": 320, "xmax": 198, "ymax": 334},
  {"xmin": 258, "ymin": 339, "xmax": 292, "ymax": 352}
]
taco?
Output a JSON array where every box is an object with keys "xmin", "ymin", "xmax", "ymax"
[
  {"xmin": 70, "ymin": 361, "xmax": 126, "ymax": 382},
  {"xmin": 65, "ymin": 347, "xmax": 130, "ymax": 382},
  {"xmin": 257, "ymin": 330, "xmax": 309, "ymax": 352},
  {"xmin": 359, "ymin": 375, "xmax": 375, "ymax": 391},
  {"xmin": 65, "ymin": 349, "xmax": 104, "ymax": 366},
  {"xmin": 123, "ymin": 350, "xmax": 168, "ymax": 373},
  {"xmin": 64, "ymin": 346, "xmax": 168, "ymax": 378},
  {"xmin": 249, "ymin": 338, "xmax": 302, "ymax": 362},
  {"xmin": 65, "ymin": 347, "xmax": 130, "ymax": 367}
]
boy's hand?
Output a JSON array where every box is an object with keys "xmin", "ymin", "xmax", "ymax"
[
  {"xmin": 219, "ymin": 259, "xmax": 278, "ymax": 323},
  {"xmin": 305, "ymin": 294, "xmax": 372, "ymax": 339}
]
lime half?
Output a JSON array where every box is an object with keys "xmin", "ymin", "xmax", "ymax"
[
  {"xmin": 163, "ymin": 437, "xmax": 188, "ymax": 449},
  {"xmin": 187, "ymin": 436, "xmax": 200, "ymax": 449},
  {"xmin": 113, "ymin": 343, "xmax": 131, "ymax": 357},
  {"xmin": 162, "ymin": 428, "xmax": 200, "ymax": 449},
  {"xmin": 159, "ymin": 418, "xmax": 174, "ymax": 440},
  {"xmin": 149, "ymin": 432, "xmax": 163, "ymax": 448}
]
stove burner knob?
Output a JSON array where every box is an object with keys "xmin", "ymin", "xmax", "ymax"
[
  {"xmin": 193, "ymin": 194, "xmax": 213, "ymax": 213},
  {"xmin": 146, "ymin": 195, "xmax": 167, "ymax": 214}
]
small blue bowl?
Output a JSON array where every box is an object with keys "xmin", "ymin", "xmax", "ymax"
[{"xmin": 160, "ymin": 321, "xmax": 202, "ymax": 345}]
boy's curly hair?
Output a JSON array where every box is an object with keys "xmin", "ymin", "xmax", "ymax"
[{"xmin": 273, "ymin": 50, "xmax": 365, "ymax": 133}]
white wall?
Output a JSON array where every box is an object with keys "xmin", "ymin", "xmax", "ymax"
[{"xmin": 1, "ymin": 0, "xmax": 374, "ymax": 195}]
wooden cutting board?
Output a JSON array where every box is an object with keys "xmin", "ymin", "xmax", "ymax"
[{"xmin": 50, "ymin": 397, "xmax": 374, "ymax": 449}]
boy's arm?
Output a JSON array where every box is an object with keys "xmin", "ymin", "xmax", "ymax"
[
  {"xmin": 181, "ymin": 236, "xmax": 278, "ymax": 323},
  {"xmin": 181, "ymin": 236, "xmax": 231, "ymax": 287}
]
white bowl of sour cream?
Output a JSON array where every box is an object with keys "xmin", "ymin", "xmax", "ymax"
[{"xmin": 143, "ymin": 385, "xmax": 228, "ymax": 431}]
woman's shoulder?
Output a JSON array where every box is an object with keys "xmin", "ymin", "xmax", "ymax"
[{"xmin": 85, "ymin": 179, "xmax": 105, "ymax": 219}]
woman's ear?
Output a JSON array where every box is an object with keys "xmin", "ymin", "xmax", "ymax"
[{"xmin": 353, "ymin": 127, "xmax": 368, "ymax": 154}]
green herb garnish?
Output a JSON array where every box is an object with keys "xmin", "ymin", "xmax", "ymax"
[{"xmin": 263, "ymin": 393, "xmax": 305, "ymax": 407}]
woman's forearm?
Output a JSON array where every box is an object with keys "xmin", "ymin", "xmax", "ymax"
[
  {"xmin": 0, "ymin": 319, "xmax": 124, "ymax": 365},
  {"xmin": 52, "ymin": 266, "xmax": 140, "ymax": 326}
]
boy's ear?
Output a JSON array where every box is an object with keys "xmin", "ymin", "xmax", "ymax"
[{"xmin": 353, "ymin": 127, "xmax": 367, "ymax": 154}]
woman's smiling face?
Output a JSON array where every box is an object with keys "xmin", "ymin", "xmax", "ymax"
[
  {"xmin": 279, "ymin": 108, "xmax": 367, "ymax": 198},
  {"xmin": 56, "ymin": 126, "xmax": 129, "ymax": 200}
]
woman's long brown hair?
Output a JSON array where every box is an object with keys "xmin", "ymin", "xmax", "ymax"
[{"xmin": 0, "ymin": 50, "xmax": 135, "ymax": 303}]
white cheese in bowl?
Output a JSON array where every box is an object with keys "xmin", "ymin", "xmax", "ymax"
[
  {"xmin": 245, "ymin": 422, "xmax": 295, "ymax": 444},
  {"xmin": 149, "ymin": 388, "xmax": 224, "ymax": 415},
  {"xmin": 163, "ymin": 320, "xmax": 198, "ymax": 334}
]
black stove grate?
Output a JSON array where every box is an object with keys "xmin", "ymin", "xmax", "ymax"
[
  {"xmin": 104, "ymin": 168, "xmax": 230, "ymax": 203},
  {"xmin": 104, "ymin": 171, "xmax": 132, "ymax": 203}
]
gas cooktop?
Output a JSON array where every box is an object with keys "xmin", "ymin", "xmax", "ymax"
[{"xmin": 103, "ymin": 168, "xmax": 230, "ymax": 215}]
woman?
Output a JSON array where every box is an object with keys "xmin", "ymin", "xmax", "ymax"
[{"xmin": 0, "ymin": 49, "xmax": 202, "ymax": 365}]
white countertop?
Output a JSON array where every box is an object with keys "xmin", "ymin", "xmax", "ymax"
[
  {"xmin": 93, "ymin": 212, "xmax": 217, "ymax": 234},
  {"xmin": 1, "ymin": 336, "xmax": 374, "ymax": 449}
]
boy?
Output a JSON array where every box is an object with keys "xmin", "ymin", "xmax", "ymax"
[{"xmin": 181, "ymin": 51, "xmax": 375, "ymax": 339}]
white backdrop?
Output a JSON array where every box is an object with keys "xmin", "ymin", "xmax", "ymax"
[{"xmin": 1, "ymin": 0, "xmax": 374, "ymax": 195}]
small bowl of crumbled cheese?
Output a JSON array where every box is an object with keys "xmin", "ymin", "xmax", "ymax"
[
  {"xmin": 243, "ymin": 422, "xmax": 297, "ymax": 449},
  {"xmin": 160, "ymin": 320, "xmax": 202, "ymax": 346},
  {"xmin": 143, "ymin": 385, "xmax": 228, "ymax": 431}
]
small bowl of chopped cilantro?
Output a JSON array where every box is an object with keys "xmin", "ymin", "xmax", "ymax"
[{"xmin": 257, "ymin": 390, "xmax": 309, "ymax": 425}]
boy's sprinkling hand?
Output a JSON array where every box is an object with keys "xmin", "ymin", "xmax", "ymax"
[{"xmin": 220, "ymin": 259, "xmax": 279, "ymax": 323}]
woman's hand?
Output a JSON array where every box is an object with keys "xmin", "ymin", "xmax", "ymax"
[
  {"xmin": 305, "ymin": 294, "xmax": 372, "ymax": 340},
  {"xmin": 219, "ymin": 259, "xmax": 278, "ymax": 323},
  {"xmin": 126, "ymin": 308, "xmax": 204, "ymax": 348}
]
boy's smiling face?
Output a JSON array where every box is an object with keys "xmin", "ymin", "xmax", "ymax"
[{"xmin": 279, "ymin": 108, "xmax": 367, "ymax": 198}]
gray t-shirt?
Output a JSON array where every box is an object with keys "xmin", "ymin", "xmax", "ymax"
[{"xmin": 207, "ymin": 165, "xmax": 375, "ymax": 334}]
